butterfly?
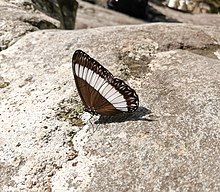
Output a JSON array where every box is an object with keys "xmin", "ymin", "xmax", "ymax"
[{"xmin": 72, "ymin": 50, "xmax": 139, "ymax": 116}]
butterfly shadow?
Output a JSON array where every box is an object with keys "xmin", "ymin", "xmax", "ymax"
[{"xmin": 95, "ymin": 107, "xmax": 154, "ymax": 124}]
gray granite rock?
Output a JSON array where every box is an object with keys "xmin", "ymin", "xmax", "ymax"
[
  {"xmin": 0, "ymin": 23, "xmax": 220, "ymax": 191},
  {"xmin": 0, "ymin": 0, "xmax": 59, "ymax": 50},
  {"xmin": 0, "ymin": 0, "xmax": 144, "ymax": 51},
  {"xmin": 75, "ymin": 0, "xmax": 145, "ymax": 29},
  {"xmin": 150, "ymin": 1, "xmax": 220, "ymax": 26}
]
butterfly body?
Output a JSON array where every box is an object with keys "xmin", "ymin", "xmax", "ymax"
[{"xmin": 72, "ymin": 50, "xmax": 139, "ymax": 116}]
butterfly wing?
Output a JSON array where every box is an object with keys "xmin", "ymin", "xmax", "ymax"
[{"xmin": 72, "ymin": 50, "xmax": 139, "ymax": 116}]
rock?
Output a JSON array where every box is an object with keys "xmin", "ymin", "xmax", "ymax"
[
  {"xmin": 0, "ymin": 75, "xmax": 10, "ymax": 88},
  {"xmin": 107, "ymin": 0, "xmax": 148, "ymax": 20},
  {"xmin": 30, "ymin": 0, "xmax": 145, "ymax": 29},
  {"xmin": 150, "ymin": 1, "xmax": 220, "ymax": 26},
  {"xmin": 31, "ymin": 0, "xmax": 79, "ymax": 29},
  {"xmin": 0, "ymin": 0, "xmax": 144, "ymax": 50},
  {"xmin": 0, "ymin": 23, "xmax": 220, "ymax": 191},
  {"xmin": 0, "ymin": 0, "xmax": 59, "ymax": 50},
  {"xmin": 75, "ymin": 0, "xmax": 145, "ymax": 29},
  {"xmin": 57, "ymin": 0, "xmax": 78, "ymax": 29},
  {"xmin": 186, "ymin": 0, "xmax": 220, "ymax": 13}
]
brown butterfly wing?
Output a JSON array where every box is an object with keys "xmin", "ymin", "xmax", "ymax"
[{"xmin": 72, "ymin": 50, "xmax": 139, "ymax": 116}]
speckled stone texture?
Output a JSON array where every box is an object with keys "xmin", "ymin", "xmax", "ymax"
[{"xmin": 1, "ymin": 22, "xmax": 220, "ymax": 191}]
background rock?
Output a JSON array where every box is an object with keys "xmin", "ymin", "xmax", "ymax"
[
  {"xmin": 151, "ymin": 2, "xmax": 220, "ymax": 26},
  {"xmin": 75, "ymin": 0, "xmax": 145, "ymax": 28},
  {"xmin": 1, "ymin": 0, "xmax": 220, "ymax": 52},
  {"xmin": 165, "ymin": 0, "xmax": 220, "ymax": 13},
  {"xmin": 0, "ymin": 22, "xmax": 220, "ymax": 191},
  {"xmin": 0, "ymin": 0, "xmax": 144, "ymax": 50},
  {"xmin": 31, "ymin": 0, "xmax": 78, "ymax": 29},
  {"xmin": 0, "ymin": 0, "xmax": 59, "ymax": 51}
]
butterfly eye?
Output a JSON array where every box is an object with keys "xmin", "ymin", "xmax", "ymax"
[{"xmin": 72, "ymin": 50, "xmax": 139, "ymax": 116}]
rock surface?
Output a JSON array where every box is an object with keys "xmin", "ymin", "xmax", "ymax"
[
  {"xmin": 0, "ymin": 0, "xmax": 60, "ymax": 51},
  {"xmin": 1, "ymin": 0, "xmax": 220, "ymax": 191},
  {"xmin": 150, "ymin": 2, "xmax": 220, "ymax": 26},
  {"xmin": 1, "ymin": 0, "xmax": 220, "ymax": 51},
  {"xmin": 1, "ymin": 22, "xmax": 220, "ymax": 191},
  {"xmin": 0, "ymin": 0, "xmax": 144, "ymax": 50}
]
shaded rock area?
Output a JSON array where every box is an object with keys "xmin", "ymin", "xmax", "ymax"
[
  {"xmin": 31, "ymin": 0, "xmax": 79, "ymax": 29},
  {"xmin": 84, "ymin": 0, "xmax": 220, "ymax": 21},
  {"xmin": 107, "ymin": 0, "xmax": 148, "ymax": 20},
  {"xmin": 75, "ymin": 0, "xmax": 145, "ymax": 28},
  {"xmin": 1, "ymin": 22, "xmax": 220, "ymax": 191}
]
